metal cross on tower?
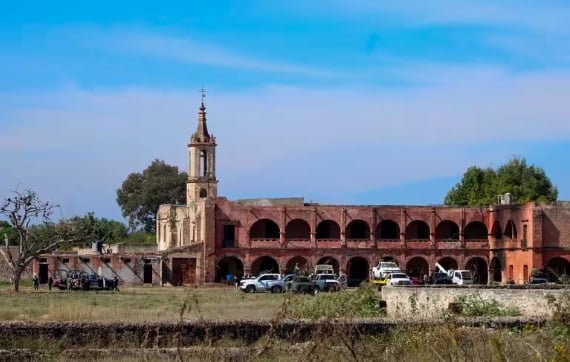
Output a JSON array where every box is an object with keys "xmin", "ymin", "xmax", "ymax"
[{"xmin": 199, "ymin": 86, "xmax": 207, "ymax": 104}]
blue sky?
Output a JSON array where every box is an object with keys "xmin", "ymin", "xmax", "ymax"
[{"xmin": 1, "ymin": 1, "xmax": 569, "ymax": 221}]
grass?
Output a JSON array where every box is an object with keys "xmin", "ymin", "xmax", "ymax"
[
  {"xmin": 0, "ymin": 285, "xmax": 292, "ymax": 322},
  {"xmin": 0, "ymin": 285, "xmax": 569, "ymax": 361}
]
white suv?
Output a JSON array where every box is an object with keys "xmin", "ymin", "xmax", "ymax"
[{"xmin": 239, "ymin": 274, "xmax": 281, "ymax": 293}]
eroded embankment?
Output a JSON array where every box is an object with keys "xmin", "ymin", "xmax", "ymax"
[{"xmin": 0, "ymin": 317, "xmax": 547, "ymax": 347}]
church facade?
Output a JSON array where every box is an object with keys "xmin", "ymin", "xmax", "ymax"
[{"xmin": 156, "ymin": 102, "xmax": 570, "ymax": 286}]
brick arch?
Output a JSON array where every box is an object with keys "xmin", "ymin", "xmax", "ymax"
[
  {"xmin": 376, "ymin": 220, "xmax": 399, "ymax": 240},
  {"xmin": 491, "ymin": 221, "xmax": 502, "ymax": 239},
  {"xmin": 437, "ymin": 256, "xmax": 458, "ymax": 271},
  {"xmin": 435, "ymin": 220, "xmax": 459, "ymax": 240},
  {"xmin": 406, "ymin": 256, "xmax": 429, "ymax": 278},
  {"xmin": 464, "ymin": 221, "xmax": 488, "ymax": 240},
  {"xmin": 489, "ymin": 257, "xmax": 502, "ymax": 283},
  {"xmin": 215, "ymin": 255, "xmax": 244, "ymax": 283},
  {"xmin": 346, "ymin": 219, "xmax": 370, "ymax": 240},
  {"xmin": 504, "ymin": 220, "xmax": 517, "ymax": 239},
  {"xmin": 249, "ymin": 219, "xmax": 280, "ymax": 239},
  {"xmin": 544, "ymin": 257, "xmax": 570, "ymax": 279},
  {"xmin": 347, "ymin": 257, "xmax": 369, "ymax": 285},
  {"xmin": 316, "ymin": 256, "xmax": 340, "ymax": 274},
  {"xmin": 465, "ymin": 256, "xmax": 488, "ymax": 284},
  {"xmin": 316, "ymin": 220, "xmax": 340, "ymax": 240},
  {"xmin": 285, "ymin": 256, "xmax": 310, "ymax": 275},
  {"xmin": 250, "ymin": 255, "xmax": 279, "ymax": 275},
  {"xmin": 405, "ymin": 220, "xmax": 430, "ymax": 240},
  {"xmin": 285, "ymin": 219, "xmax": 310, "ymax": 240}
]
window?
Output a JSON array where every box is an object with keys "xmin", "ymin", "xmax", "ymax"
[
  {"xmin": 123, "ymin": 258, "xmax": 131, "ymax": 263},
  {"xmin": 223, "ymin": 225, "xmax": 236, "ymax": 248},
  {"xmin": 62, "ymin": 258, "xmax": 69, "ymax": 263},
  {"xmin": 102, "ymin": 258, "xmax": 110, "ymax": 263},
  {"xmin": 521, "ymin": 224, "xmax": 528, "ymax": 249},
  {"xmin": 82, "ymin": 258, "xmax": 90, "ymax": 263},
  {"xmin": 40, "ymin": 258, "xmax": 47, "ymax": 263}
]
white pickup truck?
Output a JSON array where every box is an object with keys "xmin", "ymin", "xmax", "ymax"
[
  {"xmin": 372, "ymin": 261, "xmax": 402, "ymax": 280},
  {"xmin": 435, "ymin": 263, "xmax": 473, "ymax": 285},
  {"xmin": 239, "ymin": 273, "xmax": 282, "ymax": 293}
]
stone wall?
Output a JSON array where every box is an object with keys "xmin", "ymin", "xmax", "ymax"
[{"xmin": 381, "ymin": 285, "xmax": 567, "ymax": 318}]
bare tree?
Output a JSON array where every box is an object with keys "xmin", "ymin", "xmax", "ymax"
[{"xmin": 0, "ymin": 188, "xmax": 74, "ymax": 292}]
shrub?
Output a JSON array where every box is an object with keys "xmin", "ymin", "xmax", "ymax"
[
  {"xmin": 282, "ymin": 283, "xmax": 382, "ymax": 320},
  {"xmin": 455, "ymin": 295, "xmax": 521, "ymax": 317},
  {"xmin": 546, "ymin": 291, "xmax": 570, "ymax": 341}
]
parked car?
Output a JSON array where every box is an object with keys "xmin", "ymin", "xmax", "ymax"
[
  {"xmin": 385, "ymin": 272, "xmax": 412, "ymax": 286},
  {"xmin": 313, "ymin": 274, "xmax": 341, "ymax": 292},
  {"xmin": 239, "ymin": 273, "xmax": 281, "ymax": 293},
  {"xmin": 528, "ymin": 278, "xmax": 548, "ymax": 285},
  {"xmin": 428, "ymin": 272, "xmax": 453, "ymax": 285},
  {"xmin": 289, "ymin": 276, "xmax": 318, "ymax": 295}
]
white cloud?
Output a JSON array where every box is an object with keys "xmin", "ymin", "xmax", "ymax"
[
  {"xmin": 97, "ymin": 29, "xmax": 342, "ymax": 78},
  {"xmin": 1, "ymin": 66, "xmax": 569, "ymax": 218},
  {"xmin": 311, "ymin": 1, "xmax": 570, "ymax": 33}
]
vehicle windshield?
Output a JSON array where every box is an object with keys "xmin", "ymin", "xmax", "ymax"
[
  {"xmin": 460, "ymin": 271, "xmax": 472, "ymax": 279},
  {"xmin": 380, "ymin": 262, "xmax": 399, "ymax": 269}
]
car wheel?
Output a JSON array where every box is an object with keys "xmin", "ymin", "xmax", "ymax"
[
  {"xmin": 271, "ymin": 286, "xmax": 282, "ymax": 294},
  {"xmin": 246, "ymin": 285, "xmax": 255, "ymax": 293},
  {"xmin": 312, "ymin": 286, "xmax": 320, "ymax": 295}
]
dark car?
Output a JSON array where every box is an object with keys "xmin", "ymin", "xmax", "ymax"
[
  {"xmin": 428, "ymin": 272, "xmax": 453, "ymax": 285},
  {"xmin": 80, "ymin": 273, "xmax": 115, "ymax": 290},
  {"xmin": 528, "ymin": 278, "xmax": 548, "ymax": 285}
]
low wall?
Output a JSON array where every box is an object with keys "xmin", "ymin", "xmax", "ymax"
[{"xmin": 381, "ymin": 285, "xmax": 568, "ymax": 318}]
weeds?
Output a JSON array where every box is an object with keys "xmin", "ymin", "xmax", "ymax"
[
  {"xmin": 282, "ymin": 283, "xmax": 382, "ymax": 320},
  {"xmin": 454, "ymin": 294, "xmax": 522, "ymax": 317}
]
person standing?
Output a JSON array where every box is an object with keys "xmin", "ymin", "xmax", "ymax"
[
  {"xmin": 47, "ymin": 276, "xmax": 53, "ymax": 291},
  {"xmin": 33, "ymin": 273, "xmax": 39, "ymax": 291},
  {"xmin": 113, "ymin": 276, "xmax": 120, "ymax": 291}
]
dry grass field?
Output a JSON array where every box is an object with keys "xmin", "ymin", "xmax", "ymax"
[
  {"xmin": 0, "ymin": 283, "xmax": 569, "ymax": 361},
  {"xmin": 0, "ymin": 284, "xmax": 287, "ymax": 322}
]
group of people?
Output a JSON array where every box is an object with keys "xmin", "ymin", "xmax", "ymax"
[{"xmin": 32, "ymin": 273, "xmax": 120, "ymax": 291}]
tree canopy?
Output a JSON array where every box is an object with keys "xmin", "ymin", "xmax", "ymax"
[
  {"xmin": 444, "ymin": 157, "xmax": 558, "ymax": 207},
  {"xmin": 0, "ymin": 188, "xmax": 86, "ymax": 291},
  {"xmin": 116, "ymin": 159, "xmax": 187, "ymax": 232},
  {"xmin": 66, "ymin": 212, "xmax": 129, "ymax": 246}
]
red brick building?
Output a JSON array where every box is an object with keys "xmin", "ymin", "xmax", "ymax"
[{"xmin": 157, "ymin": 102, "xmax": 570, "ymax": 286}]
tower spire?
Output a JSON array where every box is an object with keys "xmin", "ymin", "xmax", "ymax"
[{"xmin": 191, "ymin": 86, "xmax": 212, "ymax": 144}]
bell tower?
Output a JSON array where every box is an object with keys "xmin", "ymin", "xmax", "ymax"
[{"xmin": 187, "ymin": 90, "xmax": 217, "ymax": 204}]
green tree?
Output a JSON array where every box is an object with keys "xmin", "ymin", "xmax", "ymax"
[
  {"xmin": 116, "ymin": 159, "xmax": 187, "ymax": 232},
  {"xmin": 0, "ymin": 188, "xmax": 84, "ymax": 292},
  {"xmin": 444, "ymin": 156, "xmax": 558, "ymax": 206},
  {"xmin": 66, "ymin": 213, "xmax": 128, "ymax": 247}
]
